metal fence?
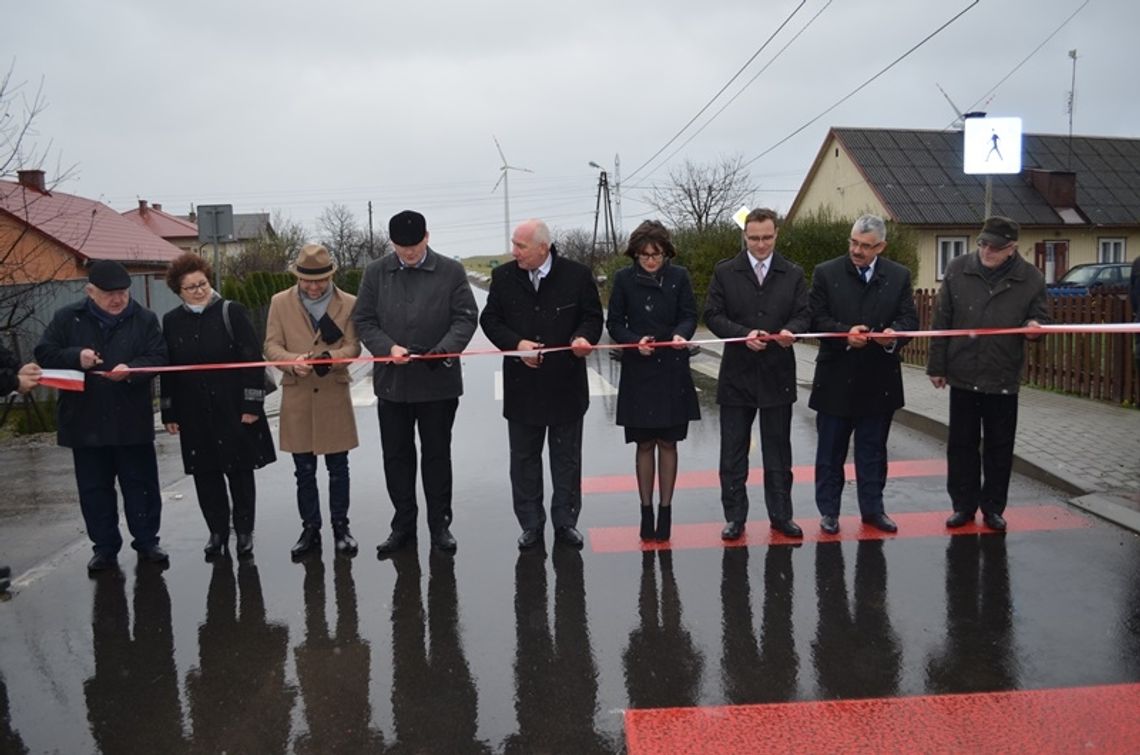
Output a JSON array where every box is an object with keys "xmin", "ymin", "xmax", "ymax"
[{"xmin": 1, "ymin": 274, "xmax": 181, "ymax": 361}]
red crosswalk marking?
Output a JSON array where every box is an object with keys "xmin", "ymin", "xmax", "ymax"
[
  {"xmin": 625, "ymin": 682, "xmax": 1140, "ymax": 754},
  {"xmin": 588, "ymin": 504, "xmax": 1091, "ymax": 553},
  {"xmin": 582, "ymin": 459, "xmax": 947, "ymax": 495}
]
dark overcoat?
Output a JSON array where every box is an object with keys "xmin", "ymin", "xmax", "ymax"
[
  {"xmin": 160, "ymin": 298, "xmax": 276, "ymax": 474},
  {"xmin": 479, "ymin": 253, "xmax": 603, "ymax": 426},
  {"xmin": 34, "ymin": 299, "xmax": 168, "ymax": 448},
  {"xmin": 703, "ymin": 251, "xmax": 810, "ymax": 408},
  {"xmin": 351, "ymin": 247, "xmax": 478, "ymax": 403},
  {"xmin": 808, "ymin": 255, "xmax": 919, "ymax": 417},
  {"xmin": 606, "ymin": 261, "xmax": 700, "ymax": 429}
]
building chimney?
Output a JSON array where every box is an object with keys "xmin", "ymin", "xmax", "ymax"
[
  {"xmin": 17, "ymin": 169, "xmax": 47, "ymax": 192},
  {"xmin": 138, "ymin": 199, "xmax": 149, "ymax": 213},
  {"xmin": 1026, "ymin": 169, "xmax": 1077, "ymax": 208},
  {"xmin": 153, "ymin": 203, "xmax": 162, "ymax": 212}
]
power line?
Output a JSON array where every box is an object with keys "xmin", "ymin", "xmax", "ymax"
[
  {"xmin": 742, "ymin": 0, "xmax": 981, "ymax": 170},
  {"xmin": 637, "ymin": 0, "xmax": 834, "ymax": 183},
  {"xmin": 624, "ymin": 0, "xmax": 808, "ymax": 182},
  {"xmin": 954, "ymin": 0, "xmax": 1092, "ymax": 123}
]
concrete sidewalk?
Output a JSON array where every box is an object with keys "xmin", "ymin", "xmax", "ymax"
[{"xmin": 692, "ymin": 327, "xmax": 1140, "ymax": 534}]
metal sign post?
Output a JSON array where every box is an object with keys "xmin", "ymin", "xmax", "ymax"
[{"xmin": 196, "ymin": 204, "xmax": 235, "ymax": 289}]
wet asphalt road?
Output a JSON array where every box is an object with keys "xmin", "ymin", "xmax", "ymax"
[{"xmin": 1, "ymin": 290, "xmax": 1138, "ymax": 753}]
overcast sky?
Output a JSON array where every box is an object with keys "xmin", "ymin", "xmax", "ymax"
[{"xmin": 6, "ymin": 0, "xmax": 1136, "ymax": 256}]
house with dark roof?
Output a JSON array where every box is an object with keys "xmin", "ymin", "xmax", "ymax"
[
  {"xmin": 181, "ymin": 208, "xmax": 274, "ymax": 262},
  {"xmin": 786, "ymin": 127, "xmax": 1140, "ymax": 289},
  {"xmin": 0, "ymin": 170, "xmax": 182, "ymax": 284},
  {"xmin": 121, "ymin": 200, "xmax": 201, "ymax": 255}
]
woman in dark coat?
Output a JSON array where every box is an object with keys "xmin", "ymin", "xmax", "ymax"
[
  {"xmin": 160, "ymin": 254, "xmax": 276, "ymax": 558},
  {"xmin": 606, "ymin": 220, "xmax": 700, "ymax": 541}
]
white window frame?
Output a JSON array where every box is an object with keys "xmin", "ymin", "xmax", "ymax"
[
  {"xmin": 936, "ymin": 236, "xmax": 968, "ymax": 281},
  {"xmin": 1097, "ymin": 237, "xmax": 1126, "ymax": 263}
]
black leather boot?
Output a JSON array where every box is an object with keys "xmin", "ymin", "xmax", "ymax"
[
  {"xmin": 204, "ymin": 533, "xmax": 227, "ymax": 557},
  {"xmin": 236, "ymin": 533, "xmax": 254, "ymax": 557},
  {"xmin": 333, "ymin": 522, "xmax": 358, "ymax": 555},
  {"xmin": 291, "ymin": 526, "xmax": 321, "ymax": 558},
  {"xmin": 655, "ymin": 506, "xmax": 672, "ymax": 542},
  {"xmin": 639, "ymin": 506, "xmax": 655, "ymax": 541}
]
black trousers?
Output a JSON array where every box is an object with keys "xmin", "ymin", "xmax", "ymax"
[
  {"xmin": 718, "ymin": 403, "xmax": 794, "ymax": 524},
  {"xmin": 508, "ymin": 418, "xmax": 583, "ymax": 531},
  {"xmin": 192, "ymin": 469, "xmax": 255, "ymax": 536},
  {"xmin": 377, "ymin": 398, "xmax": 459, "ymax": 535},
  {"xmin": 814, "ymin": 411, "xmax": 893, "ymax": 517},
  {"xmin": 72, "ymin": 444, "xmax": 162, "ymax": 556},
  {"xmin": 947, "ymin": 387, "xmax": 1018, "ymax": 515}
]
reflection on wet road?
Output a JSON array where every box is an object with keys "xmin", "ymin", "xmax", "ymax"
[{"xmin": 0, "ymin": 289, "xmax": 1138, "ymax": 752}]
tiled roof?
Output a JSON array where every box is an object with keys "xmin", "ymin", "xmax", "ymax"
[
  {"xmin": 121, "ymin": 203, "xmax": 199, "ymax": 240},
  {"xmin": 0, "ymin": 181, "xmax": 182, "ymax": 264},
  {"xmin": 832, "ymin": 127, "xmax": 1140, "ymax": 227}
]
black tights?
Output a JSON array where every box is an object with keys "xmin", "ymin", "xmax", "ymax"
[{"xmin": 636, "ymin": 440, "xmax": 678, "ymax": 508}]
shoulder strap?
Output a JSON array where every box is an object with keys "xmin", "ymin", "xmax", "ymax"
[{"xmin": 222, "ymin": 299, "xmax": 233, "ymax": 340}]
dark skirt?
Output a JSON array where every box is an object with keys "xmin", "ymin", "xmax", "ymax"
[{"xmin": 624, "ymin": 422, "xmax": 689, "ymax": 444}]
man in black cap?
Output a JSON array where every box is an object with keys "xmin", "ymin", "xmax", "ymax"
[
  {"xmin": 352, "ymin": 210, "xmax": 478, "ymax": 556},
  {"xmin": 927, "ymin": 216, "xmax": 1046, "ymax": 531},
  {"xmin": 35, "ymin": 259, "xmax": 170, "ymax": 572}
]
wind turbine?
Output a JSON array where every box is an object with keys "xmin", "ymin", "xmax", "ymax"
[{"xmin": 491, "ymin": 135, "xmax": 533, "ymax": 255}]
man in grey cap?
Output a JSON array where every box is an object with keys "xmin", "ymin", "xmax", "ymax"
[
  {"xmin": 927, "ymin": 216, "xmax": 1046, "ymax": 531},
  {"xmin": 35, "ymin": 260, "xmax": 170, "ymax": 572},
  {"xmin": 352, "ymin": 210, "xmax": 478, "ymax": 556}
]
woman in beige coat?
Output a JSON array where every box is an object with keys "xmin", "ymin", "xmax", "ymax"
[{"xmin": 265, "ymin": 244, "xmax": 362, "ymax": 558}]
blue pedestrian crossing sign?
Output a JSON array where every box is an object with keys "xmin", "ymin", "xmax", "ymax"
[{"xmin": 963, "ymin": 116, "xmax": 1022, "ymax": 175}]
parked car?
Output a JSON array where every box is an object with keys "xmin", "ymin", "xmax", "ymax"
[{"xmin": 1048, "ymin": 262, "xmax": 1131, "ymax": 295}]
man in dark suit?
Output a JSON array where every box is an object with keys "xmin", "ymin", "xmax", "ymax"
[
  {"xmin": 704, "ymin": 207, "xmax": 810, "ymax": 541},
  {"xmin": 808, "ymin": 214, "xmax": 918, "ymax": 535},
  {"xmin": 480, "ymin": 219, "xmax": 603, "ymax": 550}
]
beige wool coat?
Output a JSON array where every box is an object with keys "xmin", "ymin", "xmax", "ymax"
[{"xmin": 264, "ymin": 285, "xmax": 361, "ymax": 455}]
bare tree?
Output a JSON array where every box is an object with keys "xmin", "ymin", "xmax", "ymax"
[
  {"xmin": 647, "ymin": 154, "xmax": 756, "ymax": 230},
  {"xmin": 0, "ymin": 62, "xmax": 79, "ymax": 348},
  {"xmin": 224, "ymin": 212, "xmax": 307, "ymax": 279},
  {"xmin": 553, "ymin": 226, "xmax": 624, "ymax": 272},
  {"xmin": 317, "ymin": 203, "xmax": 374, "ymax": 270}
]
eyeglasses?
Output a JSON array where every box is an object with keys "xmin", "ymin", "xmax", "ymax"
[
  {"xmin": 637, "ymin": 252, "xmax": 665, "ymax": 260},
  {"xmin": 181, "ymin": 281, "xmax": 210, "ymax": 293},
  {"xmin": 849, "ymin": 238, "xmax": 884, "ymax": 253}
]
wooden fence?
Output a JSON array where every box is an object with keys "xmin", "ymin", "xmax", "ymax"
[{"xmin": 903, "ymin": 286, "xmax": 1137, "ymax": 407}]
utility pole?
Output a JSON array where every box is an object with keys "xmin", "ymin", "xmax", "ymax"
[
  {"xmin": 589, "ymin": 162, "xmax": 619, "ymax": 257},
  {"xmin": 1067, "ymin": 49, "xmax": 1078, "ymax": 170},
  {"xmin": 614, "ymin": 153, "xmax": 623, "ymax": 236},
  {"xmin": 368, "ymin": 200, "xmax": 375, "ymax": 257}
]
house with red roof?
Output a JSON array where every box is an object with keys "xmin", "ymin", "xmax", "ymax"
[
  {"xmin": 0, "ymin": 170, "xmax": 182, "ymax": 285},
  {"xmin": 121, "ymin": 199, "xmax": 201, "ymax": 255}
]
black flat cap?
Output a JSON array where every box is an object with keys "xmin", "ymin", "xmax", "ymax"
[
  {"xmin": 389, "ymin": 210, "xmax": 427, "ymax": 247},
  {"xmin": 88, "ymin": 260, "xmax": 131, "ymax": 291}
]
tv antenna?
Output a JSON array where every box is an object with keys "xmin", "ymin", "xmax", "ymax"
[{"xmin": 491, "ymin": 135, "xmax": 533, "ymax": 255}]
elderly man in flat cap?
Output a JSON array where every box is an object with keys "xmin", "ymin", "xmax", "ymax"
[
  {"xmin": 927, "ymin": 216, "xmax": 1046, "ymax": 532},
  {"xmin": 35, "ymin": 260, "xmax": 169, "ymax": 573},
  {"xmin": 265, "ymin": 244, "xmax": 362, "ymax": 558},
  {"xmin": 352, "ymin": 210, "xmax": 478, "ymax": 556}
]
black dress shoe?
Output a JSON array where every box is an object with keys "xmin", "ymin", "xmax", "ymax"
[
  {"xmin": 946, "ymin": 511, "xmax": 974, "ymax": 528},
  {"xmin": 376, "ymin": 530, "xmax": 414, "ymax": 557},
  {"xmin": 333, "ymin": 524, "xmax": 358, "ymax": 555},
  {"xmin": 139, "ymin": 545, "xmax": 170, "ymax": 563},
  {"xmin": 862, "ymin": 513, "xmax": 898, "ymax": 533},
  {"xmin": 517, "ymin": 528, "xmax": 542, "ymax": 550},
  {"xmin": 771, "ymin": 519, "xmax": 804, "ymax": 538},
  {"xmin": 432, "ymin": 527, "xmax": 458, "ymax": 552},
  {"xmin": 204, "ymin": 533, "xmax": 227, "ymax": 557},
  {"xmin": 982, "ymin": 512, "xmax": 1007, "ymax": 531},
  {"xmin": 820, "ymin": 516, "xmax": 840, "ymax": 535},
  {"xmin": 555, "ymin": 526, "xmax": 584, "ymax": 548},
  {"xmin": 291, "ymin": 526, "xmax": 321, "ymax": 558},
  {"xmin": 235, "ymin": 533, "xmax": 254, "ymax": 557},
  {"xmin": 721, "ymin": 521, "xmax": 746, "ymax": 541},
  {"xmin": 87, "ymin": 553, "xmax": 118, "ymax": 572}
]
